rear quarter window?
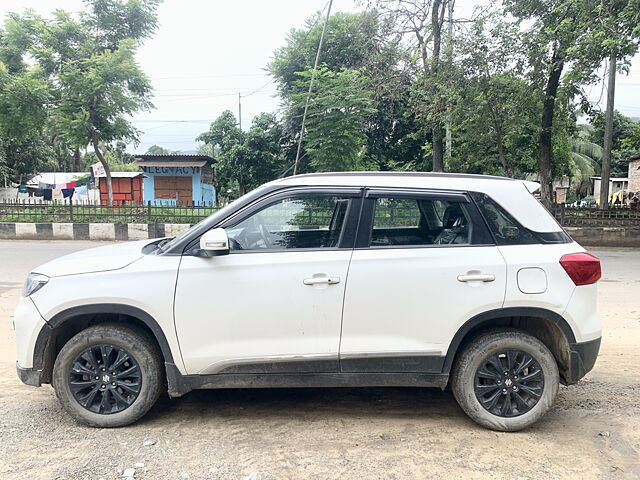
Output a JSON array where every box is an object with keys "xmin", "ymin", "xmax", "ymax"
[{"xmin": 471, "ymin": 192, "xmax": 539, "ymax": 245}]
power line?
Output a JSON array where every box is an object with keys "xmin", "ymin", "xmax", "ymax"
[
  {"xmin": 152, "ymin": 72, "xmax": 270, "ymax": 80},
  {"xmin": 240, "ymin": 79, "xmax": 274, "ymax": 98},
  {"xmin": 293, "ymin": 0, "xmax": 334, "ymax": 176},
  {"xmin": 132, "ymin": 119, "xmax": 221, "ymax": 123},
  {"xmin": 154, "ymin": 90, "xmax": 277, "ymax": 98}
]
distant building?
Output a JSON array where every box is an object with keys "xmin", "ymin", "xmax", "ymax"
[
  {"xmin": 132, "ymin": 154, "xmax": 216, "ymax": 206},
  {"xmin": 624, "ymin": 153, "xmax": 640, "ymax": 192},
  {"xmin": 553, "ymin": 175, "xmax": 570, "ymax": 204},
  {"xmin": 591, "ymin": 177, "xmax": 629, "ymax": 200},
  {"xmin": 95, "ymin": 171, "xmax": 144, "ymax": 205}
]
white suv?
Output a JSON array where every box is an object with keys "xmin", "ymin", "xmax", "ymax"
[{"xmin": 14, "ymin": 173, "xmax": 602, "ymax": 431}]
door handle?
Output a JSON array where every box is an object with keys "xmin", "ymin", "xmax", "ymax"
[
  {"xmin": 303, "ymin": 276, "xmax": 340, "ymax": 286},
  {"xmin": 457, "ymin": 273, "xmax": 495, "ymax": 283}
]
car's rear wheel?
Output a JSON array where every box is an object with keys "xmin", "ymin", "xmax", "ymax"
[
  {"xmin": 451, "ymin": 330, "xmax": 559, "ymax": 431},
  {"xmin": 52, "ymin": 324, "xmax": 163, "ymax": 427}
]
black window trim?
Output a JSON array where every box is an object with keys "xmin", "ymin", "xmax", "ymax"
[
  {"xmin": 355, "ymin": 188, "xmax": 495, "ymax": 250},
  {"xmin": 183, "ymin": 186, "xmax": 365, "ymax": 255},
  {"xmin": 468, "ymin": 191, "xmax": 572, "ymax": 245}
]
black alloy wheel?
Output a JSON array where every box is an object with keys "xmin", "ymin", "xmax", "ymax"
[
  {"xmin": 474, "ymin": 349, "xmax": 545, "ymax": 418},
  {"xmin": 69, "ymin": 344, "xmax": 142, "ymax": 414}
]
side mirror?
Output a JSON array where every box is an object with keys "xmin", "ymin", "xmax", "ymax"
[{"xmin": 198, "ymin": 228, "xmax": 230, "ymax": 256}]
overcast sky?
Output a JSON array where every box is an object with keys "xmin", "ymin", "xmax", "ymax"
[{"xmin": 2, "ymin": 0, "xmax": 639, "ymax": 154}]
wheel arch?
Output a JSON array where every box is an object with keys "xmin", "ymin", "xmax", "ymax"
[
  {"xmin": 443, "ymin": 307, "xmax": 577, "ymax": 384},
  {"xmin": 33, "ymin": 304, "xmax": 175, "ymax": 384}
]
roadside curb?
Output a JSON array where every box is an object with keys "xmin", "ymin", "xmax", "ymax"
[{"xmin": 0, "ymin": 222, "xmax": 192, "ymax": 241}]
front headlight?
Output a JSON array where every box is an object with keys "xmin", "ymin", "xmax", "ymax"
[{"xmin": 23, "ymin": 273, "xmax": 49, "ymax": 297}]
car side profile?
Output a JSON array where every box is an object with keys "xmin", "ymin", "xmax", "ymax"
[{"xmin": 14, "ymin": 172, "xmax": 602, "ymax": 431}]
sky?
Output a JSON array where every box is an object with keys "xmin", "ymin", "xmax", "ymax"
[{"xmin": 2, "ymin": 0, "xmax": 640, "ymax": 154}]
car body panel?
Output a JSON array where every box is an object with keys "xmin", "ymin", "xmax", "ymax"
[
  {"xmin": 14, "ymin": 296, "xmax": 47, "ymax": 368},
  {"xmin": 174, "ymin": 250, "xmax": 353, "ymax": 374},
  {"xmin": 498, "ymin": 242, "xmax": 584, "ymax": 314},
  {"xmin": 340, "ymin": 245, "xmax": 507, "ymax": 366},
  {"xmin": 32, "ymin": 240, "xmax": 150, "ymax": 277},
  {"xmin": 29, "ymin": 253, "xmax": 187, "ymax": 373}
]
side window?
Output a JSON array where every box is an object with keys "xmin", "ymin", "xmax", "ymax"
[
  {"xmin": 370, "ymin": 196, "xmax": 471, "ymax": 246},
  {"xmin": 471, "ymin": 192, "xmax": 538, "ymax": 245},
  {"xmin": 226, "ymin": 195, "xmax": 350, "ymax": 251}
]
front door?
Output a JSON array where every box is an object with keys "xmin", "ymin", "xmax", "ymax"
[
  {"xmin": 174, "ymin": 189, "xmax": 361, "ymax": 375},
  {"xmin": 340, "ymin": 190, "xmax": 506, "ymax": 373}
]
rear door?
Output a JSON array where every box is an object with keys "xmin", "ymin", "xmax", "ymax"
[{"xmin": 339, "ymin": 189, "xmax": 507, "ymax": 373}]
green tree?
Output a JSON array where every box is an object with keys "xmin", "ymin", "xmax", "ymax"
[
  {"xmin": 371, "ymin": 0, "xmax": 454, "ymax": 172},
  {"xmin": 589, "ymin": 110, "xmax": 637, "ymax": 150},
  {"xmin": 291, "ymin": 67, "xmax": 375, "ymax": 172},
  {"xmin": 622, "ymin": 122, "xmax": 640, "ymax": 151},
  {"xmin": 145, "ymin": 145, "xmax": 183, "ymax": 155},
  {"xmin": 27, "ymin": 0, "xmax": 160, "ymax": 205},
  {"xmin": 505, "ymin": 0, "xmax": 640, "ymax": 206},
  {"xmin": 0, "ymin": 13, "xmax": 54, "ymax": 182},
  {"xmin": 198, "ymin": 111, "xmax": 286, "ymax": 196},
  {"xmin": 570, "ymin": 124, "xmax": 601, "ymax": 197},
  {"xmin": 451, "ymin": 17, "xmax": 539, "ymax": 177},
  {"xmin": 589, "ymin": 111, "xmax": 638, "ymax": 177},
  {"xmin": 270, "ymin": 10, "xmax": 420, "ymax": 173}
]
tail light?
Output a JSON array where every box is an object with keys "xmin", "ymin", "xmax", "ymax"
[{"xmin": 560, "ymin": 252, "xmax": 602, "ymax": 286}]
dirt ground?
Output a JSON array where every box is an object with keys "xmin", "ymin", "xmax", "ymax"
[{"xmin": 0, "ymin": 241, "xmax": 638, "ymax": 480}]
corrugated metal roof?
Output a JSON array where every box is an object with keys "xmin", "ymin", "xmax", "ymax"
[
  {"xmin": 133, "ymin": 160, "xmax": 207, "ymax": 167},
  {"xmin": 96, "ymin": 171, "xmax": 144, "ymax": 178},
  {"xmin": 134, "ymin": 154, "xmax": 214, "ymax": 161}
]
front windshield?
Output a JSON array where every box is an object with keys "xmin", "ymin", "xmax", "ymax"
[{"xmin": 157, "ymin": 185, "xmax": 271, "ymax": 253}]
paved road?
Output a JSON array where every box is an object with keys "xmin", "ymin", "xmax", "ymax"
[{"xmin": 0, "ymin": 241, "xmax": 639, "ymax": 480}]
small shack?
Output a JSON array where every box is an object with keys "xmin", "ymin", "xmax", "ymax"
[
  {"xmin": 96, "ymin": 171, "xmax": 144, "ymax": 205},
  {"xmin": 132, "ymin": 154, "xmax": 215, "ymax": 206}
]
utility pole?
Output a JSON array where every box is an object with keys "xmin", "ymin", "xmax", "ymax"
[
  {"xmin": 238, "ymin": 92, "xmax": 242, "ymax": 132},
  {"xmin": 599, "ymin": 55, "xmax": 616, "ymax": 210},
  {"xmin": 444, "ymin": 0, "xmax": 454, "ymax": 168},
  {"xmin": 293, "ymin": 0, "xmax": 334, "ymax": 176}
]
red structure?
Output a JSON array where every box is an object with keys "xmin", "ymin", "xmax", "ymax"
[{"xmin": 98, "ymin": 172, "xmax": 144, "ymax": 205}]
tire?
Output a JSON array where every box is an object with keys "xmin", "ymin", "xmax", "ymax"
[
  {"xmin": 52, "ymin": 324, "xmax": 163, "ymax": 428},
  {"xmin": 451, "ymin": 330, "xmax": 559, "ymax": 432}
]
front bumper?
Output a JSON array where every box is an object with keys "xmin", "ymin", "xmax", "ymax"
[
  {"xmin": 14, "ymin": 296, "xmax": 48, "ymax": 369},
  {"xmin": 17, "ymin": 363, "xmax": 43, "ymax": 387},
  {"xmin": 565, "ymin": 337, "xmax": 601, "ymax": 384}
]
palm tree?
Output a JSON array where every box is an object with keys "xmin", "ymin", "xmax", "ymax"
[{"xmin": 570, "ymin": 124, "xmax": 602, "ymax": 199}]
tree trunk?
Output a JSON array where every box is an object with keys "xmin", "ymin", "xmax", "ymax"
[
  {"xmin": 538, "ymin": 56, "xmax": 564, "ymax": 209},
  {"xmin": 73, "ymin": 147, "xmax": 82, "ymax": 172},
  {"xmin": 430, "ymin": 0, "xmax": 446, "ymax": 173},
  {"xmin": 599, "ymin": 54, "xmax": 616, "ymax": 210},
  {"xmin": 497, "ymin": 139, "xmax": 512, "ymax": 178},
  {"xmin": 91, "ymin": 131, "xmax": 113, "ymax": 206},
  {"xmin": 432, "ymin": 126, "xmax": 445, "ymax": 172}
]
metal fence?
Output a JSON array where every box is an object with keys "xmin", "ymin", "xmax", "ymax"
[
  {"xmin": 1, "ymin": 199, "xmax": 639, "ymax": 228},
  {"xmin": 0, "ymin": 200, "xmax": 217, "ymax": 224},
  {"xmin": 552, "ymin": 205, "xmax": 640, "ymax": 228}
]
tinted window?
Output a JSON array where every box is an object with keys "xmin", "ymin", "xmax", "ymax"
[
  {"xmin": 227, "ymin": 195, "xmax": 350, "ymax": 250},
  {"xmin": 370, "ymin": 197, "xmax": 470, "ymax": 246},
  {"xmin": 471, "ymin": 192, "xmax": 538, "ymax": 245}
]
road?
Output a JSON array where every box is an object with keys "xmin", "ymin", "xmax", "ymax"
[{"xmin": 0, "ymin": 241, "xmax": 639, "ymax": 480}]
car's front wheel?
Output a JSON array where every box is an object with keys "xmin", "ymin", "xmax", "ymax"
[
  {"xmin": 52, "ymin": 324, "xmax": 163, "ymax": 427},
  {"xmin": 451, "ymin": 330, "xmax": 559, "ymax": 431}
]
